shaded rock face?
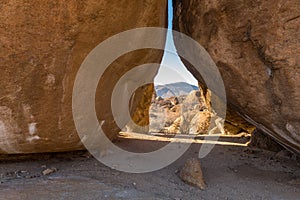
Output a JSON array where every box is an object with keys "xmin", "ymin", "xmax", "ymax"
[
  {"xmin": 173, "ymin": 0, "xmax": 300, "ymax": 153},
  {"xmin": 0, "ymin": 0, "xmax": 167, "ymax": 153},
  {"xmin": 249, "ymin": 130, "xmax": 285, "ymax": 153}
]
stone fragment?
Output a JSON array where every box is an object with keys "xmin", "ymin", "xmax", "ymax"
[{"xmin": 179, "ymin": 158, "xmax": 207, "ymax": 190}]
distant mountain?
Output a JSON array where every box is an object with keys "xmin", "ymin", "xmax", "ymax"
[{"xmin": 155, "ymin": 82, "xmax": 198, "ymax": 98}]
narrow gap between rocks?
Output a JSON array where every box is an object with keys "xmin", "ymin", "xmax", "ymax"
[{"xmin": 115, "ymin": 0, "xmax": 259, "ymax": 154}]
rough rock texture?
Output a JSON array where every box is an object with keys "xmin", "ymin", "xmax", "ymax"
[
  {"xmin": 225, "ymin": 106, "xmax": 256, "ymax": 135},
  {"xmin": 173, "ymin": 0, "xmax": 300, "ymax": 153},
  {"xmin": 180, "ymin": 90, "xmax": 206, "ymax": 132},
  {"xmin": 162, "ymin": 89, "xmax": 211, "ymax": 134},
  {"xmin": 249, "ymin": 130, "xmax": 285, "ymax": 152},
  {"xmin": 151, "ymin": 89, "xmax": 254, "ymax": 135},
  {"xmin": 149, "ymin": 96, "xmax": 182, "ymax": 133},
  {"xmin": 0, "ymin": 0, "xmax": 167, "ymax": 154},
  {"xmin": 179, "ymin": 158, "xmax": 207, "ymax": 190}
]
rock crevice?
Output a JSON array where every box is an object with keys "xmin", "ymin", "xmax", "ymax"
[{"xmin": 173, "ymin": 0, "xmax": 300, "ymax": 153}]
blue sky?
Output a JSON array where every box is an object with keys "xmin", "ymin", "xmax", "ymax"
[{"xmin": 154, "ymin": 0, "xmax": 198, "ymax": 86}]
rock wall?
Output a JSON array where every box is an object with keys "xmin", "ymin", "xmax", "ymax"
[
  {"xmin": 173, "ymin": 0, "xmax": 300, "ymax": 153},
  {"xmin": 0, "ymin": 0, "xmax": 167, "ymax": 153}
]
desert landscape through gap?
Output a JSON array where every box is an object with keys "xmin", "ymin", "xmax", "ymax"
[{"xmin": 0, "ymin": 0, "xmax": 299, "ymax": 199}]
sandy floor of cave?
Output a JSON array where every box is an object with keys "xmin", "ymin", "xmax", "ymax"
[{"xmin": 0, "ymin": 133, "xmax": 299, "ymax": 200}]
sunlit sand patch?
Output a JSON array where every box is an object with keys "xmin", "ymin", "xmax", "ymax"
[{"xmin": 119, "ymin": 132, "xmax": 248, "ymax": 147}]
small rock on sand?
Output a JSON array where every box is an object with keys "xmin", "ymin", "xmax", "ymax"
[
  {"xmin": 42, "ymin": 168, "xmax": 57, "ymax": 176},
  {"xmin": 179, "ymin": 158, "xmax": 206, "ymax": 190}
]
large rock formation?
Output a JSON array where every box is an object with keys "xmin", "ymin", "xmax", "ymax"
[
  {"xmin": 173, "ymin": 0, "xmax": 300, "ymax": 153},
  {"xmin": 0, "ymin": 0, "xmax": 167, "ymax": 154}
]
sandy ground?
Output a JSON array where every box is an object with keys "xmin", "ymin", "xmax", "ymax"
[{"xmin": 0, "ymin": 133, "xmax": 299, "ymax": 200}]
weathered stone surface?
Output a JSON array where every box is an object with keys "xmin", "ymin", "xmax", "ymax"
[
  {"xmin": 173, "ymin": 0, "xmax": 300, "ymax": 153},
  {"xmin": 162, "ymin": 90, "xmax": 212, "ymax": 135},
  {"xmin": 249, "ymin": 130, "xmax": 284, "ymax": 152},
  {"xmin": 225, "ymin": 106, "xmax": 256, "ymax": 135},
  {"xmin": 0, "ymin": 0, "xmax": 167, "ymax": 153},
  {"xmin": 179, "ymin": 158, "xmax": 207, "ymax": 190}
]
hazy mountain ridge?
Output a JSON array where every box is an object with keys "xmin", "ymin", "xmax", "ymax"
[{"xmin": 155, "ymin": 82, "xmax": 198, "ymax": 98}]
